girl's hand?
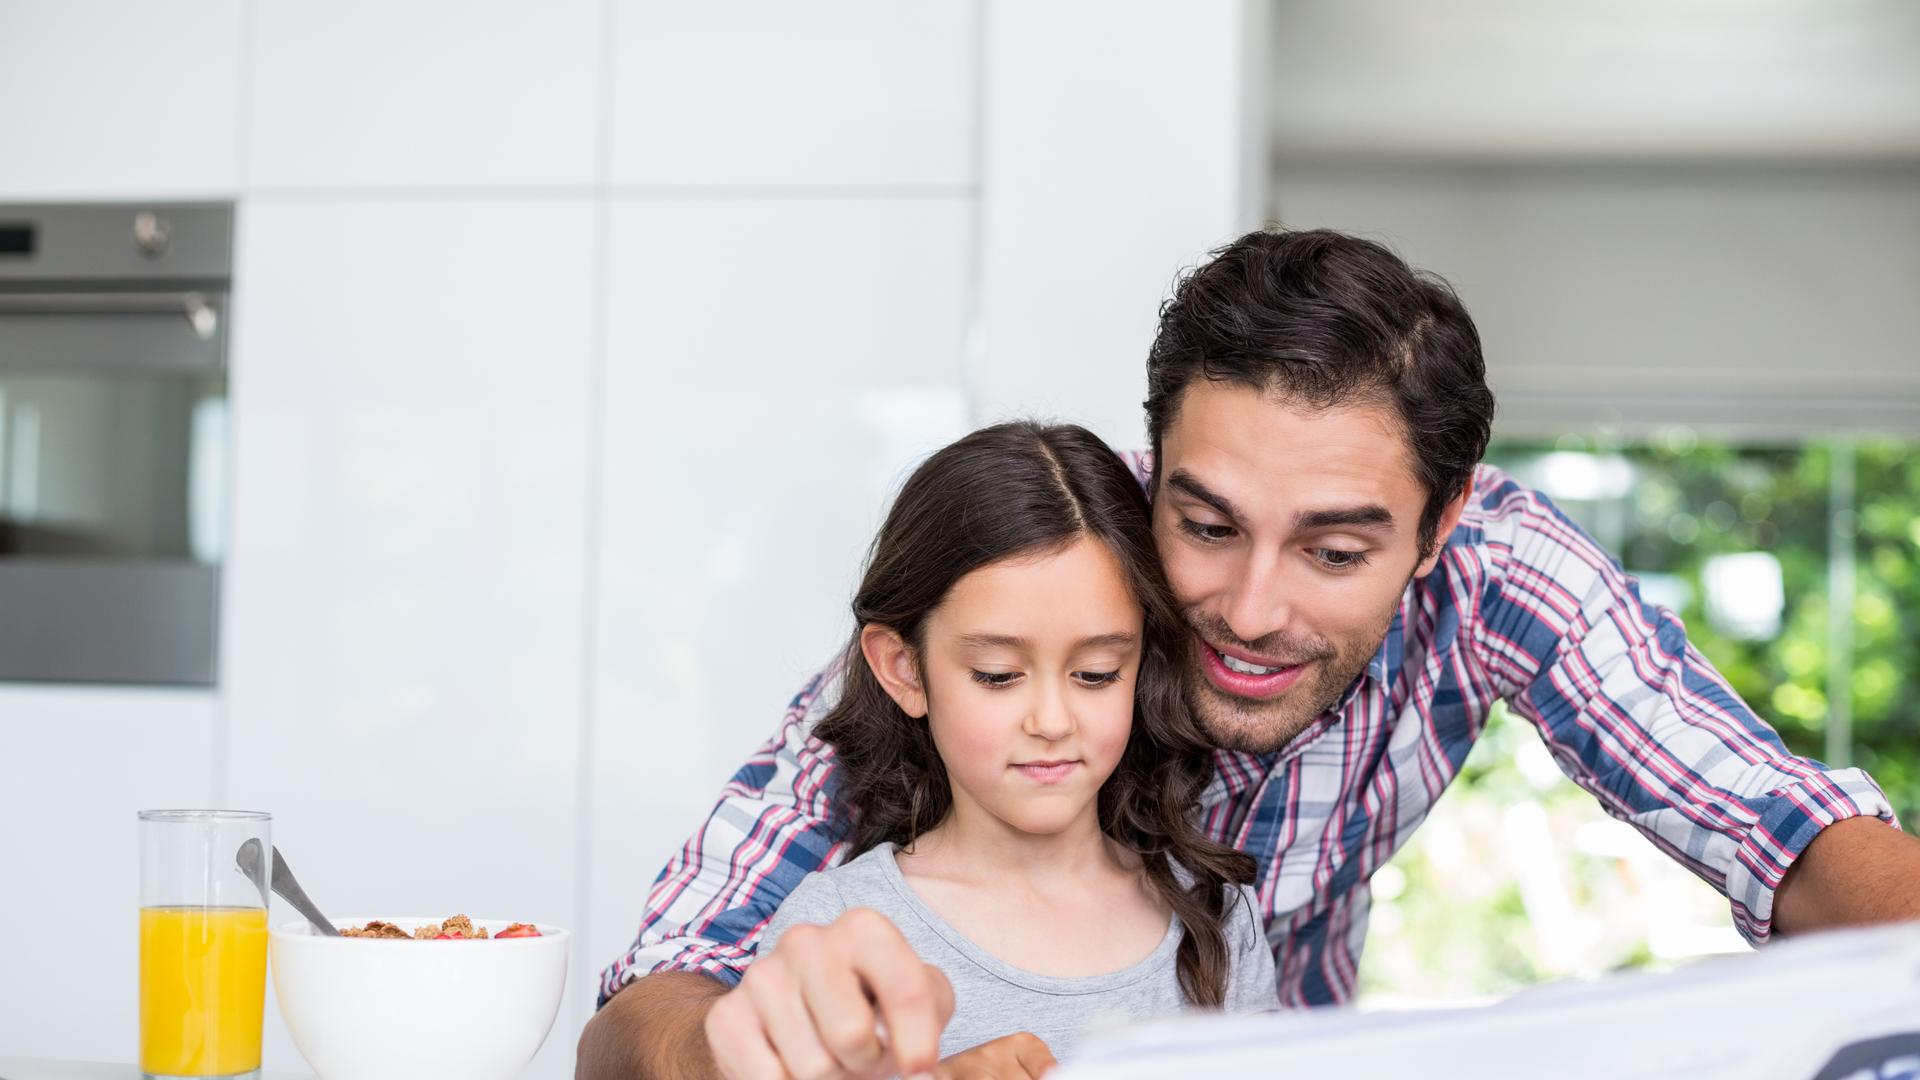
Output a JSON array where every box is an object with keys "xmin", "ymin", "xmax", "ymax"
[
  {"xmin": 706, "ymin": 907, "xmax": 954, "ymax": 1080},
  {"xmin": 937, "ymin": 1032, "xmax": 1057, "ymax": 1079}
]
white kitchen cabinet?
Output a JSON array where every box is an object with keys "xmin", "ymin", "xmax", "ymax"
[
  {"xmin": 222, "ymin": 198, "xmax": 596, "ymax": 1074},
  {"xmin": 246, "ymin": 0, "xmax": 602, "ymax": 190},
  {"xmin": 610, "ymin": 0, "xmax": 976, "ymax": 189},
  {"xmin": 0, "ymin": 687, "xmax": 217, "ymax": 1062},
  {"xmin": 584, "ymin": 194, "xmax": 971, "ymax": 979},
  {"xmin": 0, "ymin": 0, "xmax": 244, "ymax": 199},
  {"xmin": 975, "ymin": 0, "xmax": 1248, "ymax": 451}
]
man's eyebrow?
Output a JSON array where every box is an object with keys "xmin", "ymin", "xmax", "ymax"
[
  {"xmin": 1167, "ymin": 469, "xmax": 1394, "ymax": 533},
  {"xmin": 1165, "ymin": 469, "xmax": 1241, "ymax": 520},
  {"xmin": 1296, "ymin": 505, "xmax": 1396, "ymax": 532}
]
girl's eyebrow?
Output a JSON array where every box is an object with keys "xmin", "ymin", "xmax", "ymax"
[{"xmin": 954, "ymin": 631, "xmax": 1138, "ymax": 650}]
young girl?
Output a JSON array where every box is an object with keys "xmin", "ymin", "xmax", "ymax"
[{"xmin": 759, "ymin": 421, "xmax": 1277, "ymax": 1067}]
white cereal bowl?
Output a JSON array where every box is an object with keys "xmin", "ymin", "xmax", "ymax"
[{"xmin": 270, "ymin": 917, "xmax": 569, "ymax": 1080}]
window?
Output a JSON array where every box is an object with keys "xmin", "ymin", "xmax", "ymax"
[{"xmin": 1360, "ymin": 432, "xmax": 1919, "ymax": 1001}]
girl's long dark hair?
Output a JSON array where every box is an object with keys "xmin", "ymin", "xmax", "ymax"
[{"xmin": 815, "ymin": 421, "xmax": 1259, "ymax": 1007}]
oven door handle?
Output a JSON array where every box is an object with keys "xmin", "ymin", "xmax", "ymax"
[{"xmin": 0, "ymin": 289, "xmax": 223, "ymax": 339}]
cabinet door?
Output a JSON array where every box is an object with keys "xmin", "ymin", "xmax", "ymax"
[{"xmin": 0, "ymin": 0, "xmax": 245, "ymax": 198}]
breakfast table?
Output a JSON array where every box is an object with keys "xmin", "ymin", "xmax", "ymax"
[{"xmin": 0, "ymin": 1059, "xmax": 313, "ymax": 1080}]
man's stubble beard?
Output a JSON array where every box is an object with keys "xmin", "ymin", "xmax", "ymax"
[{"xmin": 1180, "ymin": 600, "xmax": 1402, "ymax": 755}]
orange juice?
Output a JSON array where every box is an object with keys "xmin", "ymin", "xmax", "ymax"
[{"xmin": 140, "ymin": 906, "xmax": 268, "ymax": 1076}]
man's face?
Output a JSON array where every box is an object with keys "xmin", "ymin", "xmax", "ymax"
[{"xmin": 1152, "ymin": 381, "xmax": 1463, "ymax": 754}]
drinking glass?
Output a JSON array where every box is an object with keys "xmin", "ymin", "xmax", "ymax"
[{"xmin": 139, "ymin": 810, "xmax": 271, "ymax": 1080}]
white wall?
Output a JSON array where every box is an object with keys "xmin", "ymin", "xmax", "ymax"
[
  {"xmin": 1272, "ymin": 159, "xmax": 1920, "ymax": 438},
  {"xmin": 0, "ymin": 1, "xmax": 1253, "ymax": 1074},
  {"xmin": 1265, "ymin": 0, "xmax": 1920, "ymax": 440},
  {"xmin": 1269, "ymin": 0, "xmax": 1920, "ymax": 157}
]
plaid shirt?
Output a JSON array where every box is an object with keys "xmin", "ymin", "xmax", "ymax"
[{"xmin": 599, "ymin": 464, "xmax": 1895, "ymax": 1007}]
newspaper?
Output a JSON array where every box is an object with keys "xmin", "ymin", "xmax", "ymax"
[{"xmin": 1056, "ymin": 922, "xmax": 1920, "ymax": 1080}]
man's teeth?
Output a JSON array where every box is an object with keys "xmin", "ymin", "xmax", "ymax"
[{"xmin": 1218, "ymin": 650, "xmax": 1282, "ymax": 676}]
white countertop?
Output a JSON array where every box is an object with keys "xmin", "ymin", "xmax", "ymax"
[{"xmin": 0, "ymin": 1058, "xmax": 313, "ymax": 1080}]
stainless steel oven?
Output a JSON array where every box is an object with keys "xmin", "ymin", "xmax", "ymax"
[{"xmin": 0, "ymin": 203, "xmax": 232, "ymax": 685}]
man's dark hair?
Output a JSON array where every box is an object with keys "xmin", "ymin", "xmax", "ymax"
[{"xmin": 1145, "ymin": 228, "xmax": 1495, "ymax": 556}]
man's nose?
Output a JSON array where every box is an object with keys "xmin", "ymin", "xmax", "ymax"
[{"xmin": 1222, "ymin": 549, "xmax": 1292, "ymax": 645}]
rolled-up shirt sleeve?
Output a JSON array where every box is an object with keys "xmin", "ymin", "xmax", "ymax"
[
  {"xmin": 597, "ymin": 664, "xmax": 846, "ymax": 1005},
  {"xmin": 1469, "ymin": 485, "xmax": 1896, "ymax": 945}
]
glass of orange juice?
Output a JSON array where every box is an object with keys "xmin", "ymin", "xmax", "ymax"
[{"xmin": 139, "ymin": 810, "xmax": 271, "ymax": 1080}]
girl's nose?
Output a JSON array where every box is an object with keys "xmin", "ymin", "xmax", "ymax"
[{"xmin": 1024, "ymin": 681, "xmax": 1076, "ymax": 741}]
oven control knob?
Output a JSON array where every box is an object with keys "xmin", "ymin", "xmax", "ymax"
[{"xmin": 133, "ymin": 212, "xmax": 170, "ymax": 257}]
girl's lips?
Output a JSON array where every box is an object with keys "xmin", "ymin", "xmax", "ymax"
[
  {"xmin": 1011, "ymin": 761, "xmax": 1079, "ymax": 784},
  {"xmin": 1198, "ymin": 634, "xmax": 1308, "ymax": 700}
]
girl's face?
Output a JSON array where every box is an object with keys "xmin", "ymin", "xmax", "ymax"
[{"xmin": 863, "ymin": 537, "xmax": 1144, "ymax": 839}]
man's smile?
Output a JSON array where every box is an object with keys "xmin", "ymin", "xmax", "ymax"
[{"xmin": 1197, "ymin": 634, "xmax": 1311, "ymax": 699}]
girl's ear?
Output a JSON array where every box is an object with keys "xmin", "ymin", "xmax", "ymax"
[{"xmin": 860, "ymin": 623, "xmax": 928, "ymax": 718}]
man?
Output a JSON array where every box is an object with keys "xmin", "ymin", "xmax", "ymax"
[{"xmin": 579, "ymin": 229, "xmax": 1920, "ymax": 1080}]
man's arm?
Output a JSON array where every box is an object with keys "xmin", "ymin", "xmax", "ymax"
[
  {"xmin": 1773, "ymin": 815, "xmax": 1920, "ymax": 934},
  {"xmin": 1466, "ymin": 471, "xmax": 1905, "ymax": 943},
  {"xmin": 579, "ymin": 971, "xmax": 727, "ymax": 1080}
]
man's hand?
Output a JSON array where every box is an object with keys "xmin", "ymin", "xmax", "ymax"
[
  {"xmin": 937, "ymin": 1033, "xmax": 1057, "ymax": 1080},
  {"xmin": 707, "ymin": 907, "xmax": 956, "ymax": 1080},
  {"xmin": 578, "ymin": 969, "xmax": 729, "ymax": 1080},
  {"xmin": 1773, "ymin": 815, "xmax": 1920, "ymax": 935}
]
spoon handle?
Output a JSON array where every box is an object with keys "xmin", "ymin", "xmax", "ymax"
[
  {"xmin": 234, "ymin": 837, "xmax": 269, "ymax": 908},
  {"xmin": 270, "ymin": 846, "xmax": 343, "ymax": 937}
]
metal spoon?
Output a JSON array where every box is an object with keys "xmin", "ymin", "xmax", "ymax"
[{"xmin": 236, "ymin": 838, "xmax": 341, "ymax": 937}]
